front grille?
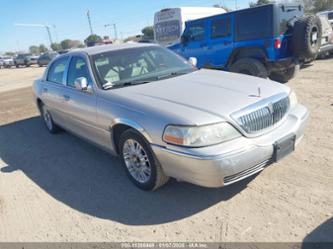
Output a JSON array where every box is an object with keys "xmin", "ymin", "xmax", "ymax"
[
  {"xmin": 233, "ymin": 95, "xmax": 290, "ymax": 134},
  {"xmin": 223, "ymin": 159, "xmax": 273, "ymax": 185}
]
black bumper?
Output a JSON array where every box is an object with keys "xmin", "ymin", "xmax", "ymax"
[{"xmin": 266, "ymin": 58, "xmax": 296, "ymax": 73}]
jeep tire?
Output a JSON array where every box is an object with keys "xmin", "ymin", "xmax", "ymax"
[
  {"xmin": 229, "ymin": 58, "xmax": 268, "ymax": 78},
  {"xmin": 292, "ymin": 16, "xmax": 322, "ymax": 60}
]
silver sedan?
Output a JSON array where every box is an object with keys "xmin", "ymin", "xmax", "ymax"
[{"xmin": 33, "ymin": 43, "xmax": 309, "ymax": 190}]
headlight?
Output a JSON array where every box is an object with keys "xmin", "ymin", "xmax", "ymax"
[
  {"xmin": 289, "ymin": 91, "xmax": 298, "ymax": 109},
  {"xmin": 163, "ymin": 122, "xmax": 241, "ymax": 147}
]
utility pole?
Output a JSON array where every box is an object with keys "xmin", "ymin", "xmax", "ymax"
[
  {"xmin": 14, "ymin": 23, "xmax": 53, "ymax": 48},
  {"xmin": 87, "ymin": 10, "xmax": 93, "ymax": 35},
  {"xmin": 104, "ymin": 23, "xmax": 118, "ymax": 40}
]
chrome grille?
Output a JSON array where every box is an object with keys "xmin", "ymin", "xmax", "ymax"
[{"xmin": 233, "ymin": 95, "xmax": 290, "ymax": 134}]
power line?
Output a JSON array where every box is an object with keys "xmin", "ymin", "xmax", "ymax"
[{"xmin": 14, "ymin": 23, "xmax": 53, "ymax": 48}]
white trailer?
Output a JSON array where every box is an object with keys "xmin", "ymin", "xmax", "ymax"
[{"xmin": 154, "ymin": 7, "xmax": 226, "ymax": 46}]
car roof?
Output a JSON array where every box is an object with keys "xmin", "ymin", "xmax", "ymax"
[{"xmin": 69, "ymin": 42, "xmax": 160, "ymax": 56}]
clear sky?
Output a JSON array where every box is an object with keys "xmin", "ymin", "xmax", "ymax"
[{"xmin": 0, "ymin": 0, "xmax": 251, "ymax": 53}]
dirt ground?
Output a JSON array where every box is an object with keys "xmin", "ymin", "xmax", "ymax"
[{"xmin": 0, "ymin": 61, "xmax": 332, "ymax": 242}]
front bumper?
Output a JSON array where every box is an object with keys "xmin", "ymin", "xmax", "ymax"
[{"xmin": 152, "ymin": 104, "xmax": 309, "ymax": 188}]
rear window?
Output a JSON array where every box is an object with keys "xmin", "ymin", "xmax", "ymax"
[
  {"xmin": 276, "ymin": 5, "xmax": 304, "ymax": 35},
  {"xmin": 235, "ymin": 5, "xmax": 273, "ymax": 41},
  {"xmin": 155, "ymin": 20, "xmax": 181, "ymax": 43}
]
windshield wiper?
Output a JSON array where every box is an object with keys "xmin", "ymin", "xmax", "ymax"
[
  {"xmin": 103, "ymin": 79, "xmax": 152, "ymax": 90},
  {"xmin": 157, "ymin": 69, "xmax": 193, "ymax": 80}
]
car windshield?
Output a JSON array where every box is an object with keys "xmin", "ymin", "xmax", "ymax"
[{"xmin": 91, "ymin": 46, "xmax": 195, "ymax": 89}]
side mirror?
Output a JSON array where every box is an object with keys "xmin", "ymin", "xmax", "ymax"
[
  {"xmin": 181, "ymin": 35, "xmax": 189, "ymax": 44},
  {"xmin": 188, "ymin": 57, "xmax": 197, "ymax": 67},
  {"xmin": 74, "ymin": 77, "xmax": 92, "ymax": 93}
]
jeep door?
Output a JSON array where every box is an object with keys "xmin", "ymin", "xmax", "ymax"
[
  {"xmin": 180, "ymin": 20, "xmax": 209, "ymax": 68},
  {"xmin": 207, "ymin": 15, "xmax": 233, "ymax": 68}
]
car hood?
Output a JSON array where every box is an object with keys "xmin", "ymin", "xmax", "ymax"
[{"xmin": 111, "ymin": 69, "xmax": 290, "ymax": 125}]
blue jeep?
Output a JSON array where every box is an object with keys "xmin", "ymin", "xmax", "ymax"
[{"xmin": 169, "ymin": 3, "xmax": 322, "ymax": 83}]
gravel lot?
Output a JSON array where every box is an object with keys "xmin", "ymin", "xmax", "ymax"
[{"xmin": 0, "ymin": 61, "xmax": 332, "ymax": 242}]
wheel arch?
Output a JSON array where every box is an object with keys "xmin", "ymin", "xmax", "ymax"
[
  {"xmin": 110, "ymin": 118, "xmax": 153, "ymax": 155},
  {"xmin": 226, "ymin": 46, "xmax": 268, "ymax": 68}
]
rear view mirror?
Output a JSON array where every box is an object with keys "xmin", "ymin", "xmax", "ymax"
[
  {"xmin": 188, "ymin": 57, "xmax": 197, "ymax": 67},
  {"xmin": 74, "ymin": 77, "xmax": 92, "ymax": 93}
]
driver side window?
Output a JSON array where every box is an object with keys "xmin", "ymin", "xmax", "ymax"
[
  {"xmin": 187, "ymin": 22, "xmax": 205, "ymax": 41},
  {"xmin": 67, "ymin": 56, "xmax": 92, "ymax": 88}
]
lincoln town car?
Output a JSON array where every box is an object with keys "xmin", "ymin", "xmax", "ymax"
[{"xmin": 33, "ymin": 43, "xmax": 309, "ymax": 190}]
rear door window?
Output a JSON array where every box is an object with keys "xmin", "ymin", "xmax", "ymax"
[
  {"xmin": 211, "ymin": 17, "xmax": 231, "ymax": 39},
  {"xmin": 47, "ymin": 57, "xmax": 69, "ymax": 84}
]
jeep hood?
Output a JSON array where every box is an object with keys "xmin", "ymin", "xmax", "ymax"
[{"xmin": 111, "ymin": 69, "xmax": 290, "ymax": 125}]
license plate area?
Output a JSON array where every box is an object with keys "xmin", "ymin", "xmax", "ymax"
[{"xmin": 273, "ymin": 134, "xmax": 296, "ymax": 162}]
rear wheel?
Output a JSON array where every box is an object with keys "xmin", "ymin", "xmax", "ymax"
[
  {"xmin": 229, "ymin": 58, "xmax": 268, "ymax": 78},
  {"xmin": 119, "ymin": 129, "xmax": 169, "ymax": 191},
  {"xmin": 41, "ymin": 104, "xmax": 58, "ymax": 134}
]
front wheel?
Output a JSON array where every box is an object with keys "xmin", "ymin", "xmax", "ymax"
[
  {"xmin": 119, "ymin": 129, "xmax": 169, "ymax": 191},
  {"xmin": 229, "ymin": 58, "xmax": 268, "ymax": 78}
]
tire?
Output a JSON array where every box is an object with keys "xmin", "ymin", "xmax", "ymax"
[
  {"xmin": 41, "ymin": 103, "xmax": 58, "ymax": 134},
  {"xmin": 229, "ymin": 58, "xmax": 268, "ymax": 78},
  {"xmin": 119, "ymin": 129, "xmax": 169, "ymax": 191},
  {"xmin": 269, "ymin": 64, "xmax": 300, "ymax": 83},
  {"xmin": 292, "ymin": 16, "xmax": 322, "ymax": 60}
]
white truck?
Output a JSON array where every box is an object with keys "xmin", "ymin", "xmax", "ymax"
[{"xmin": 154, "ymin": 7, "xmax": 226, "ymax": 46}]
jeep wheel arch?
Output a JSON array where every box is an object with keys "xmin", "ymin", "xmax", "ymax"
[{"xmin": 226, "ymin": 46, "xmax": 268, "ymax": 68}]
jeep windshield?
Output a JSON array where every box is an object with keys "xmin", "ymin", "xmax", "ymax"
[{"xmin": 91, "ymin": 46, "xmax": 195, "ymax": 89}]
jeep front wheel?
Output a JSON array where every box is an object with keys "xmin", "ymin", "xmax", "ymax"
[{"xmin": 229, "ymin": 58, "xmax": 268, "ymax": 78}]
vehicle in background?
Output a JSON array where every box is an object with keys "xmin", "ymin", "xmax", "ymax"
[
  {"xmin": 317, "ymin": 14, "xmax": 333, "ymax": 58},
  {"xmin": 154, "ymin": 7, "xmax": 226, "ymax": 47},
  {"xmin": 0, "ymin": 56, "xmax": 15, "ymax": 68},
  {"xmin": 170, "ymin": 3, "xmax": 322, "ymax": 83},
  {"xmin": 33, "ymin": 43, "xmax": 309, "ymax": 190},
  {"xmin": 317, "ymin": 10, "xmax": 333, "ymax": 28},
  {"xmin": 14, "ymin": 53, "xmax": 38, "ymax": 67},
  {"xmin": 37, "ymin": 52, "xmax": 58, "ymax": 66}
]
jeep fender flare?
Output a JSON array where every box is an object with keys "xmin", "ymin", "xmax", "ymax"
[{"xmin": 226, "ymin": 46, "xmax": 268, "ymax": 68}]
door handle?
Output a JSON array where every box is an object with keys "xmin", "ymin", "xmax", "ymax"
[
  {"xmin": 42, "ymin": 88, "xmax": 48, "ymax": 93},
  {"xmin": 63, "ymin": 95, "xmax": 70, "ymax": 101}
]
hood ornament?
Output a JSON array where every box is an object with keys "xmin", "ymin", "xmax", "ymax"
[{"xmin": 249, "ymin": 86, "xmax": 261, "ymax": 98}]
